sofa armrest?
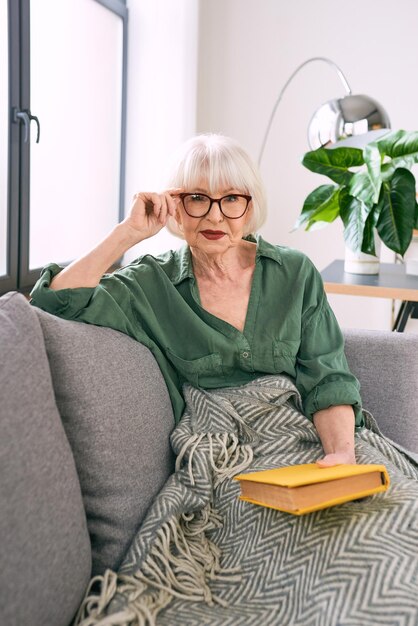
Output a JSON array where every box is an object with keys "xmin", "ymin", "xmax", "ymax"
[
  {"xmin": 0, "ymin": 292, "xmax": 91, "ymax": 626},
  {"xmin": 343, "ymin": 328, "xmax": 418, "ymax": 454}
]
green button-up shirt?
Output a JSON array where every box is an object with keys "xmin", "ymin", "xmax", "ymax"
[{"xmin": 30, "ymin": 235, "xmax": 363, "ymax": 426}]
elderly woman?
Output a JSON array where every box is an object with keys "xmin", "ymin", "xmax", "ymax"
[
  {"xmin": 30, "ymin": 134, "xmax": 418, "ymax": 626},
  {"xmin": 31, "ymin": 134, "xmax": 360, "ymax": 467}
]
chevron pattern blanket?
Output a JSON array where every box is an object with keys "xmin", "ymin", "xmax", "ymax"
[{"xmin": 76, "ymin": 376, "xmax": 418, "ymax": 626}]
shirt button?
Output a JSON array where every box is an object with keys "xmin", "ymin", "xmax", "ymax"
[{"xmin": 242, "ymin": 351, "xmax": 249, "ymax": 358}]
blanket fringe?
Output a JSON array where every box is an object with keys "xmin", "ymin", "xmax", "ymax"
[
  {"xmin": 175, "ymin": 431, "xmax": 253, "ymax": 486},
  {"xmin": 76, "ymin": 430, "xmax": 250, "ymax": 625},
  {"xmin": 74, "ymin": 504, "xmax": 240, "ymax": 626}
]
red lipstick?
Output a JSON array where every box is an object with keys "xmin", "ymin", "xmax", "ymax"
[{"xmin": 200, "ymin": 230, "xmax": 226, "ymax": 240}]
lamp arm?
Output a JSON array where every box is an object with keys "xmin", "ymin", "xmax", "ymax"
[{"xmin": 257, "ymin": 56, "xmax": 352, "ymax": 166}]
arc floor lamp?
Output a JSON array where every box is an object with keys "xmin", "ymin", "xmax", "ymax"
[{"xmin": 258, "ymin": 56, "xmax": 391, "ymax": 166}]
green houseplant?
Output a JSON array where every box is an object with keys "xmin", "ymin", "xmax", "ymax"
[{"xmin": 294, "ymin": 130, "xmax": 418, "ymax": 257}]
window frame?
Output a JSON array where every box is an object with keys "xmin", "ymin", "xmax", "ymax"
[
  {"xmin": 0, "ymin": 0, "xmax": 19, "ymax": 294},
  {"xmin": 1, "ymin": 0, "xmax": 128, "ymax": 295}
]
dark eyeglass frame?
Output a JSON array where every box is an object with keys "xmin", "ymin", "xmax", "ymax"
[{"xmin": 178, "ymin": 192, "xmax": 252, "ymax": 219}]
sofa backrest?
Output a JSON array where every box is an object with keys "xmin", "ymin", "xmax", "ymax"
[
  {"xmin": 343, "ymin": 327, "xmax": 418, "ymax": 456},
  {"xmin": 33, "ymin": 303, "xmax": 176, "ymax": 577}
]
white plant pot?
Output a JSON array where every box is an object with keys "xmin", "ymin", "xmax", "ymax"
[{"xmin": 344, "ymin": 236, "xmax": 381, "ymax": 275}]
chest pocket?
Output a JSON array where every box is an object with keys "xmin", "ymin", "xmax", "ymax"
[
  {"xmin": 166, "ymin": 349, "xmax": 223, "ymax": 387},
  {"xmin": 273, "ymin": 339, "xmax": 300, "ymax": 377}
]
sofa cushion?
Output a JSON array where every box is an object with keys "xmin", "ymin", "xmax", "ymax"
[
  {"xmin": 0, "ymin": 292, "xmax": 91, "ymax": 626},
  {"xmin": 343, "ymin": 328, "xmax": 418, "ymax": 454},
  {"xmin": 34, "ymin": 306, "xmax": 175, "ymax": 576}
]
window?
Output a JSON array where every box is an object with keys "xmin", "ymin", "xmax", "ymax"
[{"xmin": 1, "ymin": 0, "xmax": 128, "ymax": 295}]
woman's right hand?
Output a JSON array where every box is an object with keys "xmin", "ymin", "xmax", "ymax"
[{"xmin": 121, "ymin": 190, "xmax": 181, "ymax": 243}]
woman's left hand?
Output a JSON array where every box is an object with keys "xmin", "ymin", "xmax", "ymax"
[{"xmin": 316, "ymin": 451, "xmax": 356, "ymax": 467}]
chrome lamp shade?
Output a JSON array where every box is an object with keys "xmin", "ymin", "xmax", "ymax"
[
  {"xmin": 308, "ymin": 94, "xmax": 391, "ymax": 150},
  {"xmin": 258, "ymin": 58, "xmax": 392, "ymax": 165}
]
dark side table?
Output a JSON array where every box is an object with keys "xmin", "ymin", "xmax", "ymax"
[{"xmin": 320, "ymin": 260, "xmax": 418, "ymax": 332}]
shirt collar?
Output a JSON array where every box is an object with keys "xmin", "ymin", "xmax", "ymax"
[
  {"xmin": 171, "ymin": 234, "xmax": 282, "ymax": 285},
  {"xmin": 171, "ymin": 245, "xmax": 195, "ymax": 285},
  {"xmin": 251, "ymin": 234, "xmax": 283, "ymax": 265}
]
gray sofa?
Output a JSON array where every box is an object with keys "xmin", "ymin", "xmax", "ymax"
[{"xmin": 1, "ymin": 290, "xmax": 417, "ymax": 626}]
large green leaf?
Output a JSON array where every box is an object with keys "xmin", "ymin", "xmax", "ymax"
[
  {"xmin": 339, "ymin": 188, "xmax": 373, "ymax": 252},
  {"xmin": 376, "ymin": 130, "xmax": 418, "ymax": 178},
  {"xmin": 302, "ymin": 147, "xmax": 364, "ymax": 185},
  {"xmin": 348, "ymin": 171, "xmax": 377, "ymax": 208},
  {"xmin": 363, "ymin": 142, "xmax": 382, "ymax": 203},
  {"xmin": 361, "ymin": 206, "xmax": 381, "ymax": 255},
  {"xmin": 293, "ymin": 184, "xmax": 340, "ymax": 230},
  {"xmin": 376, "ymin": 129, "xmax": 418, "ymax": 159},
  {"xmin": 415, "ymin": 201, "xmax": 418, "ymax": 229},
  {"xmin": 376, "ymin": 168, "xmax": 416, "ymax": 255}
]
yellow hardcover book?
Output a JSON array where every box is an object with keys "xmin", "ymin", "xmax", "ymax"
[{"xmin": 234, "ymin": 463, "xmax": 390, "ymax": 515}]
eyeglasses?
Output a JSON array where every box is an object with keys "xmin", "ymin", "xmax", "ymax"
[{"xmin": 178, "ymin": 192, "xmax": 252, "ymax": 219}]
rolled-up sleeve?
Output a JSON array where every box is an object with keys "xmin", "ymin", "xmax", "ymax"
[
  {"xmin": 295, "ymin": 263, "xmax": 364, "ymax": 427},
  {"xmin": 30, "ymin": 264, "xmax": 94, "ymax": 315},
  {"xmin": 30, "ymin": 263, "xmax": 137, "ymax": 338}
]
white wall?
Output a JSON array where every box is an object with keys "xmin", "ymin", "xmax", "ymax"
[
  {"xmin": 196, "ymin": 0, "xmax": 418, "ymax": 332},
  {"xmin": 124, "ymin": 0, "xmax": 199, "ymax": 262}
]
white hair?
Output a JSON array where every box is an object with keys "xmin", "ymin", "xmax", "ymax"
[{"xmin": 165, "ymin": 133, "xmax": 268, "ymax": 238}]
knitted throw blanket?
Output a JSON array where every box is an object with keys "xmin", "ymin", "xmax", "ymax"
[{"xmin": 75, "ymin": 376, "xmax": 418, "ymax": 626}]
